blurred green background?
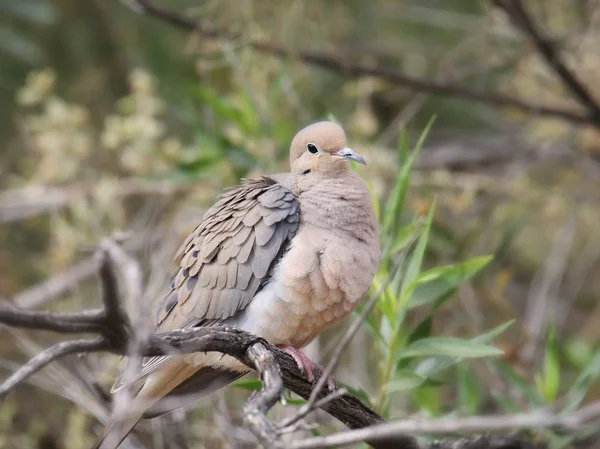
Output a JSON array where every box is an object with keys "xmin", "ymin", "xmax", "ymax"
[{"xmin": 1, "ymin": 1, "xmax": 600, "ymax": 448}]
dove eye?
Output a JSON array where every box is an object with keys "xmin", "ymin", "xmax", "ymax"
[{"xmin": 306, "ymin": 143, "xmax": 319, "ymax": 154}]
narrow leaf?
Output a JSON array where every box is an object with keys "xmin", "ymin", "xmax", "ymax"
[
  {"xmin": 538, "ymin": 325, "xmax": 560, "ymax": 403},
  {"xmin": 233, "ymin": 379, "xmax": 262, "ymax": 391},
  {"xmin": 408, "ymin": 255, "xmax": 492, "ymax": 309},
  {"xmin": 399, "ymin": 201, "xmax": 436, "ymax": 309},
  {"xmin": 384, "ymin": 371, "xmax": 428, "ymax": 393},
  {"xmin": 471, "ymin": 320, "xmax": 515, "ymax": 344},
  {"xmin": 563, "ymin": 350, "xmax": 600, "ymax": 413},
  {"xmin": 400, "ymin": 337, "xmax": 504, "ymax": 359}
]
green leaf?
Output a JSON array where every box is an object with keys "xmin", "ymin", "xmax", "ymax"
[
  {"xmin": 400, "ymin": 337, "xmax": 504, "ymax": 359},
  {"xmin": 400, "ymin": 321, "xmax": 513, "ymax": 378},
  {"xmin": 398, "ymin": 201, "xmax": 436, "ymax": 310},
  {"xmin": 397, "ymin": 129, "xmax": 409, "ymax": 167},
  {"xmin": 408, "ymin": 255, "xmax": 492, "ymax": 309},
  {"xmin": 536, "ymin": 325, "xmax": 560, "ymax": 403},
  {"xmin": 176, "ymin": 153, "xmax": 222, "ymax": 174},
  {"xmin": 233, "ymin": 379, "xmax": 262, "ymax": 391},
  {"xmin": 471, "ymin": 319, "xmax": 515, "ymax": 344},
  {"xmin": 564, "ymin": 337, "xmax": 594, "ymax": 369},
  {"xmin": 382, "ymin": 117, "xmax": 435, "ymax": 236},
  {"xmin": 190, "ymin": 85, "xmax": 251, "ymax": 131},
  {"xmin": 283, "ymin": 398, "xmax": 308, "ymax": 406},
  {"xmin": 391, "ymin": 222, "xmax": 419, "ymax": 255},
  {"xmin": 377, "ymin": 285, "xmax": 397, "ymax": 328},
  {"xmin": 361, "ymin": 309, "xmax": 385, "ymax": 344},
  {"xmin": 412, "ymin": 384, "xmax": 441, "ymax": 415},
  {"xmin": 457, "ymin": 364, "xmax": 480, "ymax": 414},
  {"xmin": 406, "ymin": 315, "xmax": 432, "ymax": 345},
  {"xmin": 562, "ymin": 350, "xmax": 600, "ymax": 413},
  {"xmin": 384, "ymin": 371, "xmax": 429, "ymax": 393}
]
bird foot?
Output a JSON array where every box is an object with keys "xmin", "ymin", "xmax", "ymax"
[{"xmin": 276, "ymin": 345, "xmax": 336, "ymax": 391}]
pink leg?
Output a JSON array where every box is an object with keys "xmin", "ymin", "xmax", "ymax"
[{"xmin": 276, "ymin": 345, "xmax": 336, "ymax": 391}]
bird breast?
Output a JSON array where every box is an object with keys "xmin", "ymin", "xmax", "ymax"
[{"xmin": 235, "ymin": 179, "xmax": 380, "ymax": 348}]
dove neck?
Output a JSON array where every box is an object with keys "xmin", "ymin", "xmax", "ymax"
[{"xmin": 298, "ymin": 176, "xmax": 377, "ymax": 238}]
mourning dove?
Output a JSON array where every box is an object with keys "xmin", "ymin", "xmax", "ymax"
[{"xmin": 92, "ymin": 121, "xmax": 380, "ymax": 449}]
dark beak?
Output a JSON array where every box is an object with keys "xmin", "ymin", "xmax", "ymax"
[{"xmin": 334, "ymin": 147, "xmax": 366, "ymax": 165}]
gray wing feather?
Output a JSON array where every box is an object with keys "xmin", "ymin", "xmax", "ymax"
[{"xmin": 111, "ymin": 177, "xmax": 299, "ymax": 392}]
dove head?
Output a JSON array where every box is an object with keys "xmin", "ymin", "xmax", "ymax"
[{"xmin": 289, "ymin": 121, "xmax": 366, "ymax": 181}]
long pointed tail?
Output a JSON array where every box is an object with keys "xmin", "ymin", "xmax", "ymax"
[
  {"xmin": 90, "ymin": 355, "xmax": 248, "ymax": 448},
  {"xmin": 90, "ymin": 359, "xmax": 199, "ymax": 449},
  {"xmin": 90, "ymin": 412, "xmax": 144, "ymax": 449}
]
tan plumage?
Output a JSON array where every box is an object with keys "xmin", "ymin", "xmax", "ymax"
[{"xmin": 92, "ymin": 121, "xmax": 380, "ymax": 449}]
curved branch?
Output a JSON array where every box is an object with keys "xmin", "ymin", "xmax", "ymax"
[
  {"xmin": 147, "ymin": 327, "xmax": 417, "ymax": 448},
  {"xmin": 242, "ymin": 343, "xmax": 284, "ymax": 448}
]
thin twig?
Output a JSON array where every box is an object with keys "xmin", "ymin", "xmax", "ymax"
[
  {"xmin": 121, "ymin": 0, "xmax": 594, "ymax": 127},
  {"xmin": 287, "ymin": 404, "xmax": 600, "ymax": 449},
  {"xmin": 0, "ymin": 337, "xmax": 108, "ymax": 398},
  {"xmin": 493, "ymin": 0, "xmax": 600, "ymax": 124},
  {"xmin": 0, "ymin": 307, "xmax": 105, "ymax": 333},
  {"xmin": 279, "ymin": 388, "xmax": 348, "ymax": 432}
]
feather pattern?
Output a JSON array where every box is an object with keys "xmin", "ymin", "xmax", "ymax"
[{"xmin": 110, "ymin": 177, "xmax": 299, "ymax": 392}]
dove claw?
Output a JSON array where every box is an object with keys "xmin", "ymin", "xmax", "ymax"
[{"xmin": 276, "ymin": 345, "xmax": 336, "ymax": 390}]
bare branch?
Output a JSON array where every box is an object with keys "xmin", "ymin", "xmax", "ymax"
[
  {"xmin": 493, "ymin": 0, "xmax": 600, "ymax": 123},
  {"xmin": 142, "ymin": 326, "xmax": 406, "ymax": 444},
  {"xmin": 287, "ymin": 407, "xmax": 600, "ymax": 449},
  {"xmin": 121, "ymin": 0, "xmax": 594, "ymax": 127},
  {"xmin": 97, "ymin": 242, "xmax": 127, "ymax": 322},
  {"xmin": 242, "ymin": 343, "xmax": 284, "ymax": 448},
  {"xmin": 99, "ymin": 237, "xmax": 144, "ymax": 311},
  {"xmin": 95, "ymin": 242, "xmax": 132, "ymax": 346},
  {"xmin": 0, "ymin": 303, "xmax": 581, "ymax": 449},
  {"xmin": 2, "ymin": 238, "xmax": 591, "ymax": 449},
  {"xmin": 0, "ymin": 307, "xmax": 105, "ymax": 333},
  {"xmin": 0, "ymin": 338, "xmax": 108, "ymax": 399}
]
